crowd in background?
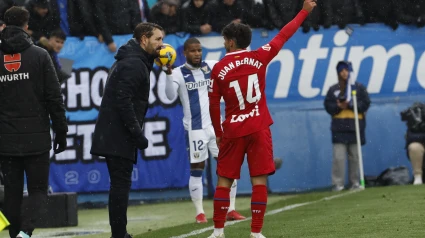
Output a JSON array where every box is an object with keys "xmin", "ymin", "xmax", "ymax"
[{"xmin": 0, "ymin": 0, "xmax": 424, "ymax": 54}]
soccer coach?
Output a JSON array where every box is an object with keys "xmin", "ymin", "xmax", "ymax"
[
  {"xmin": 91, "ymin": 22, "xmax": 164, "ymax": 238},
  {"xmin": 0, "ymin": 6, "xmax": 68, "ymax": 238}
]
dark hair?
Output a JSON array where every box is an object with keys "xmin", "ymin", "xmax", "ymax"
[
  {"xmin": 133, "ymin": 22, "xmax": 163, "ymax": 42},
  {"xmin": 4, "ymin": 6, "xmax": 30, "ymax": 28},
  {"xmin": 184, "ymin": 37, "xmax": 200, "ymax": 51},
  {"xmin": 50, "ymin": 28, "xmax": 67, "ymax": 41},
  {"xmin": 222, "ymin": 22, "xmax": 252, "ymax": 49}
]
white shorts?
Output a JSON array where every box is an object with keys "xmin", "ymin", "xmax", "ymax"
[{"xmin": 186, "ymin": 125, "xmax": 219, "ymax": 163}]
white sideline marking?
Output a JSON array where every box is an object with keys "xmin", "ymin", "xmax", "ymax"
[{"xmin": 170, "ymin": 189, "xmax": 361, "ymax": 238}]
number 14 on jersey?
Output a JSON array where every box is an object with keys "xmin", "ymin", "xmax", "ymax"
[{"xmin": 229, "ymin": 74, "xmax": 262, "ymax": 110}]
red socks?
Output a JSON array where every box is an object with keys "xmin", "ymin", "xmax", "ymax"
[
  {"xmin": 251, "ymin": 185, "xmax": 268, "ymax": 233},
  {"xmin": 212, "ymin": 186, "xmax": 231, "ymax": 228}
]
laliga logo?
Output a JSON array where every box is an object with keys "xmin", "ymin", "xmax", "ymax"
[{"xmin": 4, "ymin": 54, "xmax": 21, "ymax": 72}]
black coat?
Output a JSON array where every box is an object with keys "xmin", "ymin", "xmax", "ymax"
[
  {"xmin": 0, "ymin": 26, "xmax": 68, "ymax": 156},
  {"xmin": 93, "ymin": 0, "xmax": 142, "ymax": 45},
  {"xmin": 210, "ymin": 0, "xmax": 245, "ymax": 32},
  {"xmin": 25, "ymin": 1, "xmax": 60, "ymax": 41},
  {"xmin": 324, "ymin": 82, "xmax": 370, "ymax": 145},
  {"xmin": 150, "ymin": 2, "xmax": 181, "ymax": 35},
  {"xmin": 90, "ymin": 39, "xmax": 153, "ymax": 161},
  {"xmin": 181, "ymin": 0, "xmax": 212, "ymax": 34}
]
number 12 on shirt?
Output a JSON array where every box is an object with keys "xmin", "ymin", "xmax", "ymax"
[{"xmin": 229, "ymin": 74, "xmax": 262, "ymax": 110}]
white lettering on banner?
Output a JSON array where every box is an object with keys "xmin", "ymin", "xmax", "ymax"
[
  {"xmin": 321, "ymin": 31, "xmax": 349, "ymax": 96},
  {"xmin": 271, "ymin": 50, "xmax": 294, "ymax": 98},
  {"xmin": 348, "ymin": 44, "xmax": 415, "ymax": 93},
  {"xmin": 90, "ymin": 70, "xmax": 108, "ymax": 106},
  {"xmin": 198, "ymin": 29, "xmax": 425, "ymax": 98},
  {"xmin": 65, "ymin": 68, "xmax": 178, "ymax": 110},
  {"xmin": 150, "ymin": 71, "xmax": 179, "ymax": 106},
  {"xmin": 143, "ymin": 118, "xmax": 171, "ymax": 159},
  {"xmin": 50, "ymin": 118, "xmax": 171, "ymax": 162},
  {"xmin": 298, "ymin": 35, "xmax": 329, "ymax": 98},
  {"xmin": 67, "ymin": 71, "xmax": 91, "ymax": 108},
  {"xmin": 230, "ymin": 105, "xmax": 260, "ymax": 123},
  {"xmin": 417, "ymin": 53, "xmax": 425, "ymax": 88}
]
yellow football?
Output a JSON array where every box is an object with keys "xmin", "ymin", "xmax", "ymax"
[{"xmin": 154, "ymin": 43, "xmax": 177, "ymax": 67}]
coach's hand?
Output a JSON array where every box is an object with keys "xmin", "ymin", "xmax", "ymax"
[
  {"xmin": 134, "ymin": 135, "xmax": 149, "ymax": 150},
  {"xmin": 54, "ymin": 132, "xmax": 67, "ymax": 154},
  {"xmin": 303, "ymin": 0, "xmax": 317, "ymax": 13}
]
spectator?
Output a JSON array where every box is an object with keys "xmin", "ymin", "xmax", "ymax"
[
  {"xmin": 240, "ymin": 0, "xmax": 273, "ymax": 29},
  {"xmin": 93, "ymin": 0, "xmax": 142, "ymax": 52},
  {"xmin": 362, "ymin": 0, "xmax": 398, "ymax": 30},
  {"xmin": 0, "ymin": 0, "xmax": 14, "ymax": 20},
  {"xmin": 25, "ymin": 0, "xmax": 60, "ymax": 41},
  {"xmin": 210, "ymin": 0, "xmax": 245, "ymax": 33},
  {"xmin": 137, "ymin": 0, "xmax": 151, "ymax": 23},
  {"xmin": 324, "ymin": 61, "xmax": 371, "ymax": 191},
  {"xmin": 401, "ymin": 102, "xmax": 425, "ymax": 185},
  {"xmin": 329, "ymin": 0, "xmax": 364, "ymax": 29},
  {"xmin": 393, "ymin": 0, "xmax": 425, "ymax": 28},
  {"xmin": 151, "ymin": 0, "xmax": 182, "ymax": 35},
  {"xmin": 0, "ymin": 20, "xmax": 5, "ymax": 31},
  {"xmin": 36, "ymin": 28, "xmax": 70, "ymax": 84},
  {"xmin": 405, "ymin": 130, "xmax": 425, "ymax": 185},
  {"xmin": 264, "ymin": 0, "xmax": 298, "ymax": 29},
  {"xmin": 299, "ymin": 0, "xmax": 332, "ymax": 32},
  {"xmin": 63, "ymin": 0, "xmax": 103, "ymax": 42},
  {"xmin": 181, "ymin": 0, "xmax": 213, "ymax": 35}
]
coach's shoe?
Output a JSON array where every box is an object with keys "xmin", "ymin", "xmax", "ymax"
[
  {"xmin": 207, "ymin": 233, "xmax": 225, "ymax": 238},
  {"xmin": 196, "ymin": 213, "xmax": 208, "ymax": 223},
  {"xmin": 16, "ymin": 231, "xmax": 30, "ymax": 238},
  {"xmin": 249, "ymin": 232, "xmax": 266, "ymax": 238},
  {"xmin": 226, "ymin": 210, "xmax": 246, "ymax": 221}
]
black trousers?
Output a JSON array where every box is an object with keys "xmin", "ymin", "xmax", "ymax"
[
  {"xmin": 0, "ymin": 152, "xmax": 50, "ymax": 238},
  {"xmin": 106, "ymin": 157, "xmax": 134, "ymax": 238}
]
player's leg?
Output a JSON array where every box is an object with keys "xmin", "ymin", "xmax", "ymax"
[
  {"xmin": 207, "ymin": 128, "xmax": 245, "ymax": 221},
  {"xmin": 209, "ymin": 136, "xmax": 246, "ymax": 238},
  {"xmin": 226, "ymin": 179, "xmax": 246, "ymax": 220},
  {"xmin": 188, "ymin": 129, "xmax": 210, "ymax": 223},
  {"xmin": 247, "ymin": 128, "xmax": 275, "ymax": 238}
]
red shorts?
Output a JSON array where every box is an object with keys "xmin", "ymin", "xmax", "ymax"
[{"xmin": 217, "ymin": 128, "xmax": 275, "ymax": 179}]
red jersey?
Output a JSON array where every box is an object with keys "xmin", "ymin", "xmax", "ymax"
[{"xmin": 208, "ymin": 9, "xmax": 309, "ymax": 138}]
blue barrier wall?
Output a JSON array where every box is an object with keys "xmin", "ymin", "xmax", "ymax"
[{"xmin": 53, "ymin": 24, "xmax": 424, "ymax": 198}]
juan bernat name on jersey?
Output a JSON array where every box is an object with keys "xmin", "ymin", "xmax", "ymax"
[{"xmin": 217, "ymin": 57, "xmax": 263, "ymax": 80}]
